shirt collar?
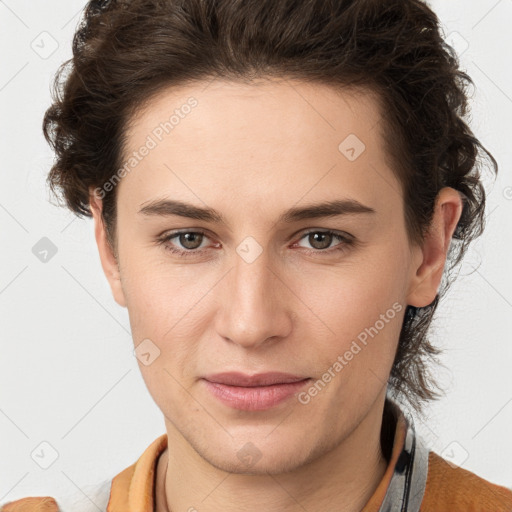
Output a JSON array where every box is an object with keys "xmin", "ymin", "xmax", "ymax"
[{"xmin": 107, "ymin": 397, "xmax": 429, "ymax": 512}]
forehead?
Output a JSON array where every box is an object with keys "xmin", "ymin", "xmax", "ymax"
[
  {"xmin": 126, "ymin": 78, "xmax": 384, "ymax": 148},
  {"xmin": 118, "ymin": 78, "xmax": 401, "ymax": 222}
]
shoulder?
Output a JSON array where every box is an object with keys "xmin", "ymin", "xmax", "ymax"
[
  {"xmin": 0, "ymin": 479, "xmax": 111, "ymax": 512},
  {"xmin": 0, "ymin": 497, "xmax": 59, "ymax": 511},
  {"xmin": 421, "ymin": 450, "xmax": 512, "ymax": 511}
]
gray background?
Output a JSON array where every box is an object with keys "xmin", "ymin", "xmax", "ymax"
[{"xmin": 1, "ymin": 0, "xmax": 512, "ymax": 502}]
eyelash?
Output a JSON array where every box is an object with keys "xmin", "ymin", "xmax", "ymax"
[{"xmin": 157, "ymin": 229, "xmax": 355, "ymax": 258}]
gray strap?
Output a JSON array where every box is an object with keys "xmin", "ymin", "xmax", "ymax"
[{"xmin": 378, "ymin": 411, "xmax": 429, "ymax": 512}]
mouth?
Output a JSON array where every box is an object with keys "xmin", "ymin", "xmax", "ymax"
[
  {"xmin": 201, "ymin": 372, "xmax": 311, "ymax": 411},
  {"xmin": 203, "ymin": 371, "xmax": 309, "ymax": 387}
]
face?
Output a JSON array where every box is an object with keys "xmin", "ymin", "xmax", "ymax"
[{"xmin": 90, "ymin": 78, "xmax": 452, "ymax": 475}]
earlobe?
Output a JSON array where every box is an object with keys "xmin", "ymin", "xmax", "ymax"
[
  {"xmin": 88, "ymin": 188, "xmax": 127, "ymax": 308},
  {"xmin": 406, "ymin": 187, "xmax": 463, "ymax": 308}
]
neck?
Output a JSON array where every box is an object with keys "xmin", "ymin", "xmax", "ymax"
[{"xmin": 155, "ymin": 393, "xmax": 391, "ymax": 512}]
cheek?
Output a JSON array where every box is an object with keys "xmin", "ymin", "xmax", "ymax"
[
  {"xmin": 135, "ymin": 354, "xmax": 194, "ymax": 425},
  {"xmin": 120, "ymin": 250, "xmax": 213, "ymax": 378},
  {"xmin": 296, "ymin": 285, "xmax": 404, "ymax": 414},
  {"xmin": 119, "ymin": 245, "xmax": 199, "ymax": 334},
  {"xmin": 294, "ymin": 253, "xmax": 406, "ymax": 375}
]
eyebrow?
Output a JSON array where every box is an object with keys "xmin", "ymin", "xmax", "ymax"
[{"xmin": 138, "ymin": 198, "xmax": 376, "ymax": 224}]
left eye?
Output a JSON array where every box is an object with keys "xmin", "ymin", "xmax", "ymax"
[
  {"xmin": 158, "ymin": 229, "xmax": 353, "ymax": 257},
  {"xmin": 295, "ymin": 230, "xmax": 352, "ymax": 252}
]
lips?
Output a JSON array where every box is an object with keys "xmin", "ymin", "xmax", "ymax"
[
  {"xmin": 202, "ymin": 371, "xmax": 309, "ymax": 387},
  {"xmin": 201, "ymin": 372, "xmax": 311, "ymax": 411}
]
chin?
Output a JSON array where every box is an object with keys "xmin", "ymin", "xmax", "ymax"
[
  {"xmin": 193, "ymin": 430, "xmax": 328, "ymax": 476},
  {"xmin": 204, "ymin": 449, "xmax": 310, "ymax": 476}
]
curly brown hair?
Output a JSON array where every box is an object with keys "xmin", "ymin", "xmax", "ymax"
[{"xmin": 43, "ymin": 0, "xmax": 498, "ymax": 415}]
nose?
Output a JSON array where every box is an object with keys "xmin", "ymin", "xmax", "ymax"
[{"xmin": 214, "ymin": 245, "xmax": 293, "ymax": 350}]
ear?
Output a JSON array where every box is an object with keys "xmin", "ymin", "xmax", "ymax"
[
  {"xmin": 89, "ymin": 188, "xmax": 127, "ymax": 308},
  {"xmin": 406, "ymin": 187, "xmax": 464, "ymax": 308}
]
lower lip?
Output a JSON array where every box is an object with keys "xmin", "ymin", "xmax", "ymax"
[{"xmin": 202, "ymin": 379, "xmax": 311, "ymax": 411}]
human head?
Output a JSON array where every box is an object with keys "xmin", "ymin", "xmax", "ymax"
[{"xmin": 43, "ymin": 0, "xmax": 496, "ymax": 419}]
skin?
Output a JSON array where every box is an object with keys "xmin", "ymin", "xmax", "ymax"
[{"xmin": 89, "ymin": 78, "xmax": 462, "ymax": 512}]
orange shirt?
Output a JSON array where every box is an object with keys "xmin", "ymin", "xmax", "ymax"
[{"xmin": 3, "ymin": 399, "xmax": 512, "ymax": 511}]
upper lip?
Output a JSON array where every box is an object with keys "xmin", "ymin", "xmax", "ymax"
[{"xmin": 203, "ymin": 372, "xmax": 310, "ymax": 387}]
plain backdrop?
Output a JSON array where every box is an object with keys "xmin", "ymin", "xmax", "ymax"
[{"xmin": 1, "ymin": 0, "xmax": 512, "ymax": 503}]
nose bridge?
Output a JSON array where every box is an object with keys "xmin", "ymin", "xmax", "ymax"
[{"xmin": 231, "ymin": 238, "xmax": 275, "ymax": 310}]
